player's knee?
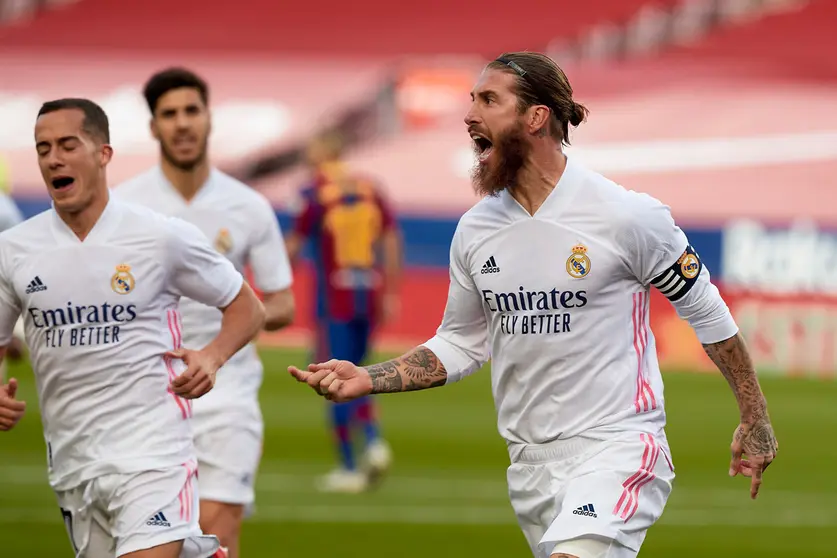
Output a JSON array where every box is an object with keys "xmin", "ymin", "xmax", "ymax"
[{"xmin": 550, "ymin": 554, "xmax": 580, "ymax": 558}]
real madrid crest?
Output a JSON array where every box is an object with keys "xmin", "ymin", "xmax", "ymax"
[
  {"xmin": 111, "ymin": 263, "xmax": 135, "ymax": 295},
  {"xmin": 214, "ymin": 228, "xmax": 233, "ymax": 254},
  {"xmin": 566, "ymin": 244, "xmax": 591, "ymax": 279},
  {"xmin": 678, "ymin": 251, "xmax": 700, "ymax": 279}
]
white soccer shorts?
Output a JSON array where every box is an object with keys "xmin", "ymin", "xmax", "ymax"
[
  {"xmin": 55, "ymin": 460, "xmax": 220, "ymax": 557},
  {"xmin": 506, "ymin": 431, "xmax": 675, "ymax": 558},
  {"xmin": 192, "ymin": 416, "xmax": 263, "ymax": 508}
]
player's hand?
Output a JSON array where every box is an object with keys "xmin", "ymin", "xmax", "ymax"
[
  {"xmin": 0, "ymin": 377, "xmax": 26, "ymax": 431},
  {"xmin": 166, "ymin": 349, "xmax": 219, "ymax": 399},
  {"xmin": 288, "ymin": 359, "xmax": 373, "ymax": 403},
  {"xmin": 729, "ymin": 417, "xmax": 777, "ymax": 500}
]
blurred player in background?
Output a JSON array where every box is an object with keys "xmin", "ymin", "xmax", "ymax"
[
  {"xmin": 114, "ymin": 68, "xmax": 295, "ymax": 558},
  {"xmin": 290, "ymin": 52, "xmax": 778, "ymax": 558},
  {"xmin": 285, "ymin": 130, "xmax": 402, "ymax": 493},
  {"xmin": 0, "ymin": 155, "xmax": 26, "ymax": 380},
  {"xmin": 0, "ymin": 97, "xmax": 265, "ymax": 558}
]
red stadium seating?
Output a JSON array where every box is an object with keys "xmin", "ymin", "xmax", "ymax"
[{"xmin": 0, "ymin": 0, "xmax": 678, "ymax": 56}]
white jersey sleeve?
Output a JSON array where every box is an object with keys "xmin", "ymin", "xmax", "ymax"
[
  {"xmin": 0, "ymin": 195, "xmax": 23, "ymax": 233},
  {"xmin": 0, "ymin": 242, "xmax": 21, "ymax": 345},
  {"xmin": 165, "ymin": 217, "xmax": 244, "ymax": 308},
  {"xmin": 620, "ymin": 192, "xmax": 738, "ymax": 345},
  {"xmin": 422, "ymin": 223, "xmax": 490, "ymax": 383},
  {"xmin": 247, "ymin": 197, "xmax": 293, "ymax": 293}
]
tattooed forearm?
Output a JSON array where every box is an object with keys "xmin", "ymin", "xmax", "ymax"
[
  {"xmin": 702, "ymin": 332, "xmax": 767, "ymax": 421},
  {"xmin": 365, "ymin": 346, "xmax": 447, "ymax": 394},
  {"xmin": 703, "ymin": 332, "xmax": 778, "ymax": 460}
]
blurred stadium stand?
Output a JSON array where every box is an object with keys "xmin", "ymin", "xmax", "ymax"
[{"xmin": 1, "ymin": 0, "xmax": 835, "ymax": 375}]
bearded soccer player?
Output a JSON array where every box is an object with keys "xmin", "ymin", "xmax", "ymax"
[
  {"xmin": 285, "ymin": 131, "xmax": 401, "ymax": 493},
  {"xmin": 290, "ymin": 52, "xmax": 778, "ymax": 558},
  {"xmin": 0, "ymin": 98, "xmax": 266, "ymax": 558},
  {"xmin": 114, "ymin": 68, "xmax": 295, "ymax": 558}
]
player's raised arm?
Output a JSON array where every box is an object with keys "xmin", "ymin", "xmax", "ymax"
[
  {"xmin": 165, "ymin": 217, "xmax": 266, "ymax": 398},
  {"xmin": 290, "ymin": 223, "xmax": 489, "ymax": 401},
  {"xmin": 620, "ymin": 192, "xmax": 777, "ymax": 499}
]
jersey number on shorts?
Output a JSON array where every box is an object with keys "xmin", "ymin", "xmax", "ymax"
[
  {"xmin": 60, "ymin": 508, "xmax": 79, "ymax": 553},
  {"xmin": 324, "ymin": 202, "xmax": 382, "ymax": 268}
]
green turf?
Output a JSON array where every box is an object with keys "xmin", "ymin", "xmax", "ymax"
[{"xmin": 2, "ymin": 348, "xmax": 835, "ymax": 557}]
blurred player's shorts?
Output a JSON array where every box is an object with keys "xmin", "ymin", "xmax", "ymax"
[
  {"xmin": 506, "ymin": 431, "xmax": 675, "ymax": 558},
  {"xmin": 55, "ymin": 461, "xmax": 220, "ymax": 557}
]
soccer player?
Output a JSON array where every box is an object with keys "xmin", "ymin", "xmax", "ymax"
[
  {"xmin": 0, "ymin": 97, "xmax": 266, "ymax": 558},
  {"xmin": 290, "ymin": 52, "xmax": 779, "ymax": 558},
  {"xmin": 285, "ymin": 130, "xmax": 402, "ymax": 493},
  {"xmin": 113, "ymin": 68, "xmax": 295, "ymax": 558}
]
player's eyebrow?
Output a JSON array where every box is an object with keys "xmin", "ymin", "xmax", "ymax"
[{"xmin": 470, "ymin": 89, "xmax": 497, "ymax": 101}]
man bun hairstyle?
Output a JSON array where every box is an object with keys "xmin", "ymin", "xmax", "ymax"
[{"xmin": 490, "ymin": 52, "xmax": 588, "ymax": 146}]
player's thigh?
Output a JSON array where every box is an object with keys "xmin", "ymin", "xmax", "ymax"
[
  {"xmin": 324, "ymin": 320, "xmax": 361, "ymax": 362},
  {"xmin": 550, "ymin": 535, "xmax": 638, "ymax": 558},
  {"xmin": 120, "ymin": 539, "xmax": 183, "ymax": 558},
  {"xmin": 348, "ymin": 318, "xmax": 373, "ymax": 363},
  {"xmin": 538, "ymin": 434, "xmax": 675, "ymax": 557},
  {"xmin": 56, "ymin": 487, "xmax": 115, "ymax": 558},
  {"xmin": 105, "ymin": 464, "xmax": 220, "ymax": 558},
  {"xmin": 194, "ymin": 424, "xmax": 263, "ymax": 508},
  {"xmin": 506, "ymin": 462, "xmax": 564, "ymax": 557}
]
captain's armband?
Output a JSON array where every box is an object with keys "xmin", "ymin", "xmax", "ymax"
[{"xmin": 649, "ymin": 245, "xmax": 702, "ymax": 302}]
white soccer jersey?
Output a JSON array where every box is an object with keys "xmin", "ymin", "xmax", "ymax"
[
  {"xmin": 0, "ymin": 197, "xmax": 244, "ymax": 490},
  {"xmin": 113, "ymin": 167, "xmax": 292, "ymax": 419},
  {"xmin": 423, "ymin": 156, "xmax": 738, "ymax": 455}
]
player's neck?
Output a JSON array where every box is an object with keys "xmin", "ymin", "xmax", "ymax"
[
  {"xmin": 161, "ymin": 158, "xmax": 211, "ymax": 202},
  {"xmin": 510, "ymin": 149, "xmax": 567, "ymax": 216},
  {"xmin": 56, "ymin": 187, "xmax": 110, "ymax": 242}
]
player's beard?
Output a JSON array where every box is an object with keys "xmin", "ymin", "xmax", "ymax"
[
  {"xmin": 160, "ymin": 135, "xmax": 209, "ymax": 171},
  {"xmin": 470, "ymin": 121, "xmax": 529, "ymax": 198}
]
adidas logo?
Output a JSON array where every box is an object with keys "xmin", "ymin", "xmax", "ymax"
[
  {"xmin": 481, "ymin": 256, "xmax": 500, "ymax": 274},
  {"xmin": 146, "ymin": 512, "xmax": 171, "ymax": 527},
  {"xmin": 25, "ymin": 276, "xmax": 47, "ymax": 294},
  {"xmin": 572, "ymin": 504, "xmax": 597, "ymax": 518}
]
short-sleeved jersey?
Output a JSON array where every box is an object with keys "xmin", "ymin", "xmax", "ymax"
[
  {"xmin": 423, "ymin": 156, "xmax": 738, "ymax": 453},
  {"xmin": 0, "ymin": 198, "xmax": 244, "ymax": 490},
  {"xmin": 292, "ymin": 165, "xmax": 396, "ymax": 322},
  {"xmin": 113, "ymin": 167, "xmax": 293, "ymax": 417}
]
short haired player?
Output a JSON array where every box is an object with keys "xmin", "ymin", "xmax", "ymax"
[
  {"xmin": 289, "ymin": 52, "xmax": 778, "ymax": 558},
  {"xmin": 113, "ymin": 67, "xmax": 295, "ymax": 558},
  {"xmin": 0, "ymin": 97, "xmax": 266, "ymax": 558}
]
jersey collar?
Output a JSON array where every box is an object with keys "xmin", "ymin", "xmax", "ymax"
[{"xmin": 50, "ymin": 192, "xmax": 122, "ymax": 245}]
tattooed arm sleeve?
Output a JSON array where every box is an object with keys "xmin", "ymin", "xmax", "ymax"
[
  {"xmin": 702, "ymin": 333, "xmax": 775, "ymax": 442},
  {"xmin": 364, "ymin": 346, "xmax": 448, "ymax": 394}
]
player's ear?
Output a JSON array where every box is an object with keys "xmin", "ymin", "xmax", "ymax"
[
  {"xmin": 100, "ymin": 144, "xmax": 114, "ymax": 167},
  {"xmin": 529, "ymin": 106, "xmax": 550, "ymax": 136},
  {"xmin": 149, "ymin": 118, "xmax": 160, "ymax": 141}
]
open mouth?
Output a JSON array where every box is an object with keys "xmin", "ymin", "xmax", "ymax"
[
  {"xmin": 51, "ymin": 176, "xmax": 75, "ymax": 190},
  {"xmin": 471, "ymin": 134, "xmax": 493, "ymax": 162}
]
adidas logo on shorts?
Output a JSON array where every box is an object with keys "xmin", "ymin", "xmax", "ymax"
[
  {"xmin": 572, "ymin": 504, "xmax": 597, "ymax": 518},
  {"xmin": 146, "ymin": 512, "xmax": 171, "ymax": 527}
]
